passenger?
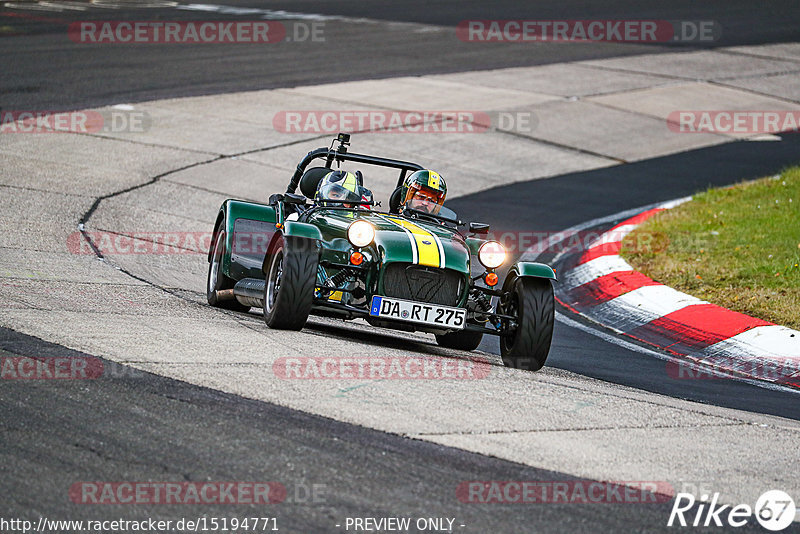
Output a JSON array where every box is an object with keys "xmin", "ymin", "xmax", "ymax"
[{"xmin": 315, "ymin": 170, "xmax": 372, "ymax": 209}]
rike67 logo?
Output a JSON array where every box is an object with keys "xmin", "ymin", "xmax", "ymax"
[{"xmin": 668, "ymin": 490, "xmax": 796, "ymax": 531}]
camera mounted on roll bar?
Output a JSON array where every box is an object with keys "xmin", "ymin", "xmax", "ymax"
[{"xmin": 331, "ymin": 132, "xmax": 350, "ymax": 154}]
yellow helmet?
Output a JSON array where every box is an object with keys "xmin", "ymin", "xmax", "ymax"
[
  {"xmin": 402, "ymin": 170, "xmax": 447, "ymax": 214},
  {"xmin": 315, "ymin": 170, "xmax": 361, "ymax": 206}
]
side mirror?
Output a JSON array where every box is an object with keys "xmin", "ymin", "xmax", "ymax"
[{"xmin": 469, "ymin": 222, "xmax": 490, "ymax": 235}]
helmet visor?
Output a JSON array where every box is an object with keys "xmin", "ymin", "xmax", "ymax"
[
  {"xmin": 408, "ymin": 192, "xmax": 444, "ymax": 214},
  {"xmin": 317, "ymin": 183, "xmax": 362, "ymax": 204},
  {"xmin": 405, "ymin": 185, "xmax": 444, "ymax": 214}
]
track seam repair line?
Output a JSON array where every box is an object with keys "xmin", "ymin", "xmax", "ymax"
[
  {"xmin": 0, "ymin": 183, "xmax": 95, "ymax": 198},
  {"xmin": 497, "ymin": 127, "xmax": 627, "ymax": 164},
  {"xmin": 413, "ymin": 422, "xmax": 750, "ymax": 437},
  {"xmin": 579, "ymin": 59, "xmax": 800, "ymax": 107}
]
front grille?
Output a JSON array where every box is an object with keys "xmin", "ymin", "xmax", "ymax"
[{"xmin": 382, "ymin": 263, "xmax": 463, "ymax": 307}]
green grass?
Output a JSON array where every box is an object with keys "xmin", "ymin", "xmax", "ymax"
[{"xmin": 621, "ymin": 167, "xmax": 800, "ymax": 329}]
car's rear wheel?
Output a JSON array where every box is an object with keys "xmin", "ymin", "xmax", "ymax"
[
  {"xmin": 207, "ymin": 227, "xmax": 250, "ymax": 312},
  {"xmin": 435, "ymin": 330, "xmax": 483, "ymax": 351},
  {"xmin": 263, "ymin": 235, "xmax": 317, "ymax": 330},
  {"xmin": 498, "ymin": 277, "xmax": 554, "ymax": 371}
]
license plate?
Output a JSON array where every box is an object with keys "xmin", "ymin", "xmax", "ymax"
[{"xmin": 369, "ymin": 296, "xmax": 466, "ymax": 330}]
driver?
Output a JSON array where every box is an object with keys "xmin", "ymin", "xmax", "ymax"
[
  {"xmin": 401, "ymin": 170, "xmax": 447, "ymax": 215},
  {"xmin": 315, "ymin": 170, "xmax": 372, "ymax": 208}
]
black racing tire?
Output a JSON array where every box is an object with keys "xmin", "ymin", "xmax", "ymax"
[
  {"xmin": 435, "ymin": 330, "xmax": 484, "ymax": 351},
  {"xmin": 207, "ymin": 226, "xmax": 250, "ymax": 312},
  {"xmin": 499, "ymin": 277, "xmax": 554, "ymax": 371},
  {"xmin": 263, "ymin": 235, "xmax": 317, "ymax": 330}
]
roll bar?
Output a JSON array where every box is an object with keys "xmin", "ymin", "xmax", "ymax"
[{"xmin": 286, "ymin": 137, "xmax": 424, "ymax": 194}]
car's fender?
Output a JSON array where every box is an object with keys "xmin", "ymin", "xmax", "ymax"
[
  {"xmin": 282, "ymin": 220, "xmax": 323, "ymax": 241},
  {"xmin": 503, "ymin": 261, "xmax": 557, "ymax": 290},
  {"xmin": 210, "ymin": 200, "xmax": 278, "ymax": 280},
  {"xmin": 261, "ymin": 221, "xmax": 322, "ymax": 274}
]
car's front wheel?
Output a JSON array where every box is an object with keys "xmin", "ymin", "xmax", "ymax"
[
  {"xmin": 263, "ymin": 235, "xmax": 317, "ymax": 330},
  {"xmin": 498, "ymin": 277, "xmax": 554, "ymax": 371}
]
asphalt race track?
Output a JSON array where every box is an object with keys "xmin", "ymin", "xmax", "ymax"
[
  {"xmin": 2, "ymin": 0, "xmax": 800, "ymax": 109},
  {"xmin": 2, "ymin": 326, "xmax": 720, "ymax": 533},
  {"xmin": 3, "ymin": 1, "xmax": 800, "ymax": 533}
]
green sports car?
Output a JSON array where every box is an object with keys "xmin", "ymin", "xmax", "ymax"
[{"xmin": 206, "ymin": 134, "xmax": 556, "ymax": 371}]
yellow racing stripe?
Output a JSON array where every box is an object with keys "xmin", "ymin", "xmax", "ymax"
[{"xmin": 386, "ymin": 216, "xmax": 443, "ymax": 268}]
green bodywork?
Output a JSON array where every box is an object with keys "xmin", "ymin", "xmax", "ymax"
[
  {"xmin": 303, "ymin": 209, "xmax": 472, "ymax": 307},
  {"xmin": 507, "ymin": 262, "xmax": 557, "ymax": 281},
  {"xmin": 213, "ymin": 197, "xmax": 555, "ymax": 314},
  {"xmin": 216, "ymin": 200, "xmax": 277, "ymax": 281}
]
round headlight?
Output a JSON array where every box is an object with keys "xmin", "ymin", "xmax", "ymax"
[
  {"xmin": 478, "ymin": 241, "xmax": 506, "ymax": 269},
  {"xmin": 347, "ymin": 220, "xmax": 375, "ymax": 248}
]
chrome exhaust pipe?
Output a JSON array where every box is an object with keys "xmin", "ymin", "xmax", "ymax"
[{"xmin": 233, "ymin": 278, "xmax": 266, "ymax": 308}]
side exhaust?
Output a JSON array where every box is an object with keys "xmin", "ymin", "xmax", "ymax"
[
  {"xmin": 215, "ymin": 289, "xmax": 235, "ymax": 300},
  {"xmin": 232, "ymin": 278, "xmax": 266, "ymax": 308}
]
